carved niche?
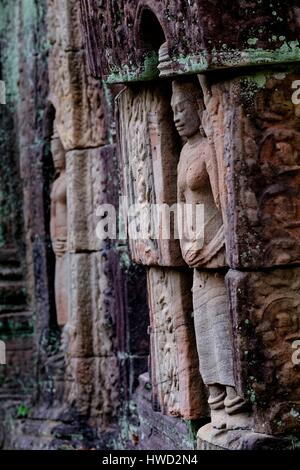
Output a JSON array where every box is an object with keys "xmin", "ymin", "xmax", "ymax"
[
  {"xmin": 171, "ymin": 76, "xmax": 250, "ymax": 431},
  {"xmin": 117, "ymin": 82, "xmax": 206, "ymax": 419},
  {"xmin": 80, "ymin": 0, "xmax": 300, "ymax": 82},
  {"xmin": 117, "ymin": 82, "xmax": 183, "ymax": 267}
]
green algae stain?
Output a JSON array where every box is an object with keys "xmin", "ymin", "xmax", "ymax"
[
  {"xmin": 21, "ymin": 0, "xmax": 38, "ymax": 57},
  {"xmin": 248, "ymin": 72, "xmax": 267, "ymax": 90},
  {"xmin": 107, "ymin": 52, "xmax": 159, "ymax": 84},
  {"xmin": 176, "ymin": 53, "xmax": 208, "ymax": 74},
  {"xmin": 0, "ymin": 1, "xmax": 21, "ymax": 106},
  {"xmin": 247, "ymin": 38, "xmax": 259, "ymax": 46},
  {"xmin": 0, "ymin": 0, "xmax": 45, "ymax": 106},
  {"xmin": 106, "ymin": 39, "xmax": 300, "ymax": 84}
]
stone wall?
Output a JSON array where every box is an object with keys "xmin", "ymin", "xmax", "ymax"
[
  {"xmin": 80, "ymin": 0, "xmax": 300, "ymax": 81},
  {"xmin": 80, "ymin": 0, "xmax": 300, "ymax": 450},
  {"xmin": 0, "ymin": 0, "xmax": 149, "ymax": 450},
  {"xmin": 0, "ymin": 0, "xmax": 48, "ymax": 443},
  {"xmin": 0, "ymin": 0, "xmax": 299, "ymax": 451}
]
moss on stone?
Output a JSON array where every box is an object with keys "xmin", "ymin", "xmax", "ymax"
[
  {"xmin": 105, "ymin": 40, "xmax": 300, "ymax": 84},
  {"xmin": 107, "ymin": 52, "xmax": 159, "ymax": 84},
  {"xmin": 0, "ymin": 1, "xmax": 21, "ymax": 106}
]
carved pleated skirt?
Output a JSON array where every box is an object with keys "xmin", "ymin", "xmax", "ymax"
[
  {"xmin": 55, "ymin": 253, "xmax": 69, "ymax": 327},
  {"xmin": 192, "ymin": 269, "xmax": 235, "ymax": 387}
]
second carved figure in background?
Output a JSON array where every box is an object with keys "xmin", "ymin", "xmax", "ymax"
[{"xmin": 50, "ymin": 131, "xmax": 69, "ymax": 327}]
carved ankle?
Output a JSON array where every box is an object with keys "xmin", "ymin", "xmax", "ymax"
[
  {"xmin": 208, "ymin": 391, "xmax": 226, "ymax": 410},
  {"xmin": 224, "ymin": 395, "xmax": 249, "ymax": 415}
]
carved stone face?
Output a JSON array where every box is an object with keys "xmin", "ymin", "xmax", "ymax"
[
  {"xmin": 51, "ymin": 137, "xmax": 66, "ymax": 172},
  {"xmin": 171, "ymin": 96, "xmax": 201, "ymax": 139}
]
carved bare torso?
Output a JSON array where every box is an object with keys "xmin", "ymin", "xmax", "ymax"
[
  {"xmin": 50, "ymin": 135, "xmax": 68, "ymax": 326},
  {"xmin": 50, "ymin": 164, "xmax": 68, "ymax": 264},
  {"xmin": 178, "ymin": 139, "xmax": 225, "ymax": 268},
  {"xmin": 51, "ymin": 172, "xmax": 67, "ymax": 243}
]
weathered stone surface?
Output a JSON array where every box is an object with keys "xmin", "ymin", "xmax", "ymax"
[
  {"xmin": 147, "ymin": 267, "xmax": 207, "ymax": 419},
  {"xmin": 207, "ymin": 67, "xmax": 300, "ymax": 269},
  {"xmin": 47, "ymin": 0, "xmax": 82, "ymax": 51},
  {"xmin": 0, "ymin": 108, "xmax": 23, "ymax": 252},
  {"xmin": 66, "ymin": 357, "xmax": 119, "ymax": 424},
  {"xmin": 67, "ymin": 145, "xmax": 118, "ymax": 252},
  {"xmin": 48, "ymin": 49, "xmax": 108, "ymax": 150},
  {"xmin": 3, "ymin": 0, "xmax": 300, "ymax": 452},
  {"xmin": 118, "ymin": 82, "xmax": 184, "ymax": 266},
  {"xmin": 67, "ymin": 252, "xmax": 118, "ymax": 359},
  {"xmin": 227, "ymin": 267, "xmax": 300, "ymax": 435},
  {"xmin": 0, "ymin": 249, "xmax": 27, "ymax": 313},
  {"xmin": 47, "ymin": 0, "xmax": 108, "ymax": 150},
  {"xmin": 0, "ymin": 333, "xmax": 34, "ymax": 398},
  {"xmin": 121, "ymin": 263, "xmax": 149, "ymax": 358},
  {"xmin": 15, "ymin": 0, "xmax": 55, "ymax": 337},
  {"xmin": 171, "ymin": 77, "xmax": 249, "ymax": 429},
  {"xmin": 80, "ymin": 0, "xmax": 300, "ymax": 82},
  {"xmin": 0, "ymin": 0, "xmax": 53, "ymax": 415},
  {"xmin": 6, "ymin": 407, "xmax": 108, "ymax": 450},
  {"xmin": 132, "ymin": 373, "xmax": 201, "ymax": 450},
  {"xmin": 114, "ymin": 259, "xmax": 149, "ymax": 407},
  {"xmin": 64, "ymin": 251, "xmax": 121, "ymax": 426},
  {"xmin": 0, "ymin": 0, "xmax": 121, "ymax": 451}
]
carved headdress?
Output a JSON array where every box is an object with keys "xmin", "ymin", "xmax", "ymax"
[{"xmin": 171, "ymin": 78, "xmax": 204, "ymax": 115}]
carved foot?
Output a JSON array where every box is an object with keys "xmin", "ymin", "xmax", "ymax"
[
  {"xmin": 225, "ymin": 388, "xmax": 253, "ymax": 430},
  {"xmin": 208, "ymin": 385, "xmax": 253, "ymax": 431},
  {"xmin": 211, "ymin": 408, "xmax": 227, "ymax": 430}
]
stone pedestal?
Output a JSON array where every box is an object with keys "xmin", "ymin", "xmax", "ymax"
[
  {"xmin": 197, "ymin": 424, "xmax": 299, "ymax": 450},
  {"xmin": 132, "ymin": 373, "xmax": 206, "ymax": 450}
]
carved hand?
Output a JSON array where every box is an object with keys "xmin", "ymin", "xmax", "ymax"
[{"xmin": 181, "ymin": 240, "xmax": 205, "ymax": 268}]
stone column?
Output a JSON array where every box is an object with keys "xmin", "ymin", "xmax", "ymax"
[{"xmin": 198, "ymin": 66, "xmax": 300, "ymax": 449}]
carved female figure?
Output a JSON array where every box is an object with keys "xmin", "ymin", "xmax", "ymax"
[
  {"xmin": 50, "ymin": 134, "xmax": 68, "ymax": 326},
  {"xmin": 171, "ymin": 78, "xmax": 249, "ymax": 429}
]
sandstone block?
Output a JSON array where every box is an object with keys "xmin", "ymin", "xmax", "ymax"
[
  {"xmin": 216, "ymin": 67, "xmax": 300, "ymax": 268},
  {"xmin": 67, "ymin": 145, "xmax": 117, "ymax": 253},
  {"xmin": 67, "ymin": 252, "xmax": 117, "ymax": 359},
  {"xmin": 49, "ymin": 49, "xmax": 107, "ymax": 150},
  {"xmin": 147, "ymin": 267, "xmax": 207, "ymax": 419},
  {"xmin": 227, "ymin": 267, "xmax": 300, "ymax": 435}
]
